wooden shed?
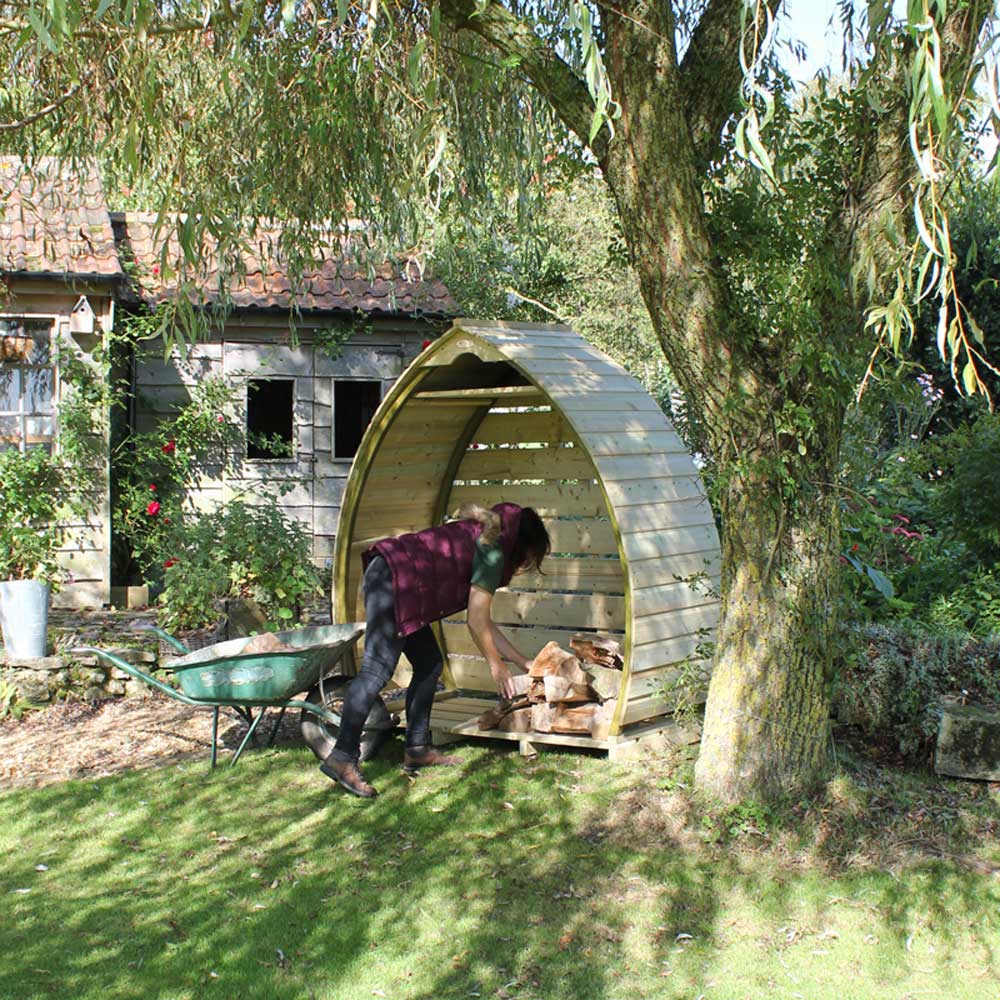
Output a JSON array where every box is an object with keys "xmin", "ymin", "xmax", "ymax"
[{"xmin": 333, "ymin": 319, "xmax": 721, "ymax": 756}]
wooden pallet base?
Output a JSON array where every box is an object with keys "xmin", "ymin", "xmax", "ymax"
[{"xmin": 427, "ymin": 694, "xmax": 700, "ymax": 761}]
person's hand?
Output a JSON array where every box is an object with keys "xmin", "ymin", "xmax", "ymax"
[{"xmin": 491, "ymin": 663, "xmax": 516, "ymax": 701}]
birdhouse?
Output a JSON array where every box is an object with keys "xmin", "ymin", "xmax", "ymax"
[{"xmin": 69, "ymin": 295, "xmax": 95, "ymax": 335}]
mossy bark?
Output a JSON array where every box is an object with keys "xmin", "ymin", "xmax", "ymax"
[{"xmin": 693, "ymin": 482, "xmax": 839, "ymax": 801}]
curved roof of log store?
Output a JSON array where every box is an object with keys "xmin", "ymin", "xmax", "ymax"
[{"xmin": 334, "ymin": 319, "xmax": 721, "ymax": 734}]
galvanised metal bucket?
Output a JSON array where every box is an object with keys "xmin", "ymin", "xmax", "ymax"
[{"xmin": 0, "ymin": 578, "xmax": 50, "ymax": 659}]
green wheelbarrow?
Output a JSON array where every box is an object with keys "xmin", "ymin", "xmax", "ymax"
[{"xmin": 79, "ymin": 623, "xmax": 396, "ymax": 768}]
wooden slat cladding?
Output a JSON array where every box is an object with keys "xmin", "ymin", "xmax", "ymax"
[
  {"xmin": 455, "ymin": 443, "xmax": 596, "ymax": 481},
  {"xmin": 514, "ymin": 555, "xmax": 625, "ymax": 591},
  {"xmin": 490, "ymin": 589, "xmax": 625, "ymax": 630},
  {"xmin": 473, "ymin": 409, "xmax": 578, "ymax": 446},
  {"xmin": 448, "ymin": 482, "xmax": 606, "ymax": 518}
]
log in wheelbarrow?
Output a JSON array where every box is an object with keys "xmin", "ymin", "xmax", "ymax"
[{"xmin": 80, "ymin": 623, "xmax": 399, "ymax": 768}]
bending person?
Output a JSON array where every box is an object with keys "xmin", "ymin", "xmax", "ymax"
[{"xmin": 322, "ymin": 502, "xmax": 551, "ymax": 798}]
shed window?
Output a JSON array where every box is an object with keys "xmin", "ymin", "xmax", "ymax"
[
  {"xmin": 246, "ymin": 378, "xmax": 294, "ymax": 460},
  {"xmin": 0, "ymin": 318, "xmax": 55, "ymax": 453},
  {"xmin": 334, "ymin": 380, "xmax": 381, "ymax": 460}
]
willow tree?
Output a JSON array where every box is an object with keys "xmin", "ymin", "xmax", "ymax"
[{"xmin": 3, "ymin": 0, "xmax": 997, "ymax": 800}]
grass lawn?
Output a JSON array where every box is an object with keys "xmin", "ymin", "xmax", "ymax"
[{"xmin": 1, "ymin": 736, "xmax": 999, "ymax": 1000}]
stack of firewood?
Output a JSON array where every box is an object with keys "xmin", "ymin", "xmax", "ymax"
[{"xmin": 477, "ymin": 634, "xmax": 624, "ymax": 740}]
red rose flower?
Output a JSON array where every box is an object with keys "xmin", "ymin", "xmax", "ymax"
[
  {"xmin": 149, "ymin": 483, "xmax": 157, "ymax": 492},
  {"xmin": 146, "ymin": 500, "xmax": 161, "ymax": 516},
  {"xmin": 850, "ymin": 543, "xmax": 859, "ymax": 552},
  {"xmin": 162, "ymin": 440, "xmax": 176, "ymax": 455},
  {"xmin": 152, "ymin": 265, "xmax": 160, "ymax": 276},
  {"xmin": 164, "ymin": 558, "xmax": 177, "ymax": 569},
  {"xmin": 422, "ymin": 339, "xmax": 432, "ymax": 349}
]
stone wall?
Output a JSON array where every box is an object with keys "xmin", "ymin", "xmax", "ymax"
[{"xmin": 2, "ymin": 648, "xmax": 159, "ymax": 705}]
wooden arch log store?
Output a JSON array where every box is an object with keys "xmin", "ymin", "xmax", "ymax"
[{"xmin": 332, "ymin": 320, "xmax": 721, "ymax": 758}]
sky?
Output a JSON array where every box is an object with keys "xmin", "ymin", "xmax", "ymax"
[
  {"xmin": 782, "ymin": 0, "xmax": 908, "ymax": 82},
  {"xmin": 781, "ymin": 0, "xmax": 998, "ymax": 159}
]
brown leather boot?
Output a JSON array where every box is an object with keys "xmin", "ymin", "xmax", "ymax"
[
  {"xmin": 320, "ymin": 755, "xmax": 378, "ymax": 798},
  {"xmin": 403, "ymin": 745, "xmax": 460, "ymax": 774}
]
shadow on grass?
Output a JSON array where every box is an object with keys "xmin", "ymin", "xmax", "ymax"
[{"xmin": 1, "ymin": 735, "xmax": 998, "ymax": 999}]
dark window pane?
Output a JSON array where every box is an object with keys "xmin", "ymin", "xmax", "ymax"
[
  {"xmin": 246, "ymin": 379, "xmax": 294, "ymax": 460},
  {"xmin": 334, "ymin": 380, "xmax": 381, "ymax": 459}
]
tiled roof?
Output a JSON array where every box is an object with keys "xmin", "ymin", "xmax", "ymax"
[
  {"xmin": 0, "ymin": 157, "xmax": 121, "ymax": 279},
  {"xmin": 115, "ymin": 213, "xmax": 457, "ymax": 317}
]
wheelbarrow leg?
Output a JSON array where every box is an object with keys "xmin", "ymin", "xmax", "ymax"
[
  {"xmin": 211, "ymin": 707, "xmax": 220, "ymax": 770},
  {"xmin": 266, "ymin": 706, "xmax": 287, "ymax": 748},
  {"xmin": 231, "ymin": 709, "xmax": 268, "ymax": 767}
]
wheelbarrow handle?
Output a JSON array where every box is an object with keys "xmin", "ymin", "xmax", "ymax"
[
  {"xmin": 129, "ymin": 622, "xmax": 191, "ymax": 654},
  {"xmin": 75, "ymin": 647, "xmax": 206, "ymax": 706}
]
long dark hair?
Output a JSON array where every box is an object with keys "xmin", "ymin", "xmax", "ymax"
[{"xmin": 511, "ymin": 506, "xmax": 550, "ymax": 574}]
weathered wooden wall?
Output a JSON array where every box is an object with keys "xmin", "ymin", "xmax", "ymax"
[
  {"xmin": 3, "ymin": 278, "xmax": 114, "ymax": 609},
  {"xmin": 132, "ymin": 315, "xmax": 434, "ymax": 568}
]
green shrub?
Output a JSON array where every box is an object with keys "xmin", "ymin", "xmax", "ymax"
[
  {"xmin": 836, "ymin": 621, "xmax": 1000, "ymax": 762},
  {"xmin": 157, "ymin": 500, "xmax": 322, "ymax": 632},
  {"xmin": 113, "ymin": 375, "xmax": 243, "ymax": 580}
]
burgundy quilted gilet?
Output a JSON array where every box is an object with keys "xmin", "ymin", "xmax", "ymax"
[{"xmin": 362, "ymin": 502, "xmax": 523, "ymax": 637}]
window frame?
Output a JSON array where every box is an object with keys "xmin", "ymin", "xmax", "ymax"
[
  {"xmin": 0, "ymin": 314, "xmax": 59, "ymax": 453},
  {"xmin": 332, "ymin": 377, "xmax": 384, "ymax": 462},
  {"xmin": 244, "ymin": 375, "xmax": 297, "ymax": 463}
]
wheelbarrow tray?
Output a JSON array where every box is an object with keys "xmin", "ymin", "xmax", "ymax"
[{"xmin": 163, "ymin": 624, "xmax": 364, "ymax": 705}]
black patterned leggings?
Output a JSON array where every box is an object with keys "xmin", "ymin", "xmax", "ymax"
[{"xmin": 328, "ymin": 555, "xmax": 444, "ymax": 762}]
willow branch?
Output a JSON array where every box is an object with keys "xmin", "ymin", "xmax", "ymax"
[
  {"xmin": 437, "ymin": 0, "xmax": 606, "ymax": 160},
  {"xmin": 679, "ymin": 0, "xmax": 785, "ymax": 168},
  {"xmin": 0, "ymin": 82, "xmax": 80, "ymax": 131}
]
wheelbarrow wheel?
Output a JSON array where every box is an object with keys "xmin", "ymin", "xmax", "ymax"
[{"xmin": 300, "ymin": 680, "xmax": 400, "ymax": 764}]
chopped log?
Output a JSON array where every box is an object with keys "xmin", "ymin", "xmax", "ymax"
[
  {"xmin": 528, "ymin": 641, "xmax": 573, "ymax": 677},
  {"xmin": 509, "ymin": 673, "xmax": 534, "ymax": 698},
  {"xmin": 478, "ymin": 692, "xmax": 531, "ymax": 730},
  {"xmin": 477, "ymin": 705, "xmax": 504, "ymax": 730},
  {"xmin": 570, "ymin": 633, "xmax": 624, "ymax": 669},
  {"xmin": 583, "ymin": 663, "xmax": 623, "ymax": 702},
  {"xmin": 497, "ymin": 707, "xmax": 534, "ymax": 733},
  {"xmin": 589, "ymin": 700, "xmax": 618, "ymax": 740},
  {"xmin": 528, "ymin": 642, "xmax": 592, "ymax": 686},
  {"xmin": 529, "ymin": 678, "xmax": 546, "ymax": 703},
  {"xmin": 531, "ymin": 701, "xmax": 599, "ymax": 734},
  {"xmin": 542, "ymin": 674, "xmax": 596, "ymax": 704}
]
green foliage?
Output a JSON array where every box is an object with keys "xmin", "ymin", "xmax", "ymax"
[
  {"xmin": 836, "ymin": 622, "xmax": 1000, "ymax": 762},
  {"xmin": 112, "ymin": 374, "xmax": 244, "ymax": 579},
  {"xmin": 839, "ymin": 404, "xmax": 1000, "ymax": 631},
  {"xmin": 0, "ymin": 675, "xmax": 31, "ymax": 720},
  {"xmin": 435, "ymin": 171, "xmax": 672, "ymax": 399},
  {"xmin": 157, "ymin": 500, "xmax": 322, "ymax": 632}
]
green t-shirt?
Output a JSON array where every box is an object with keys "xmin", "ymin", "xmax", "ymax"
[{"xmin": 470, "ymin": 539, "xmax": 504, "ymax": 594}]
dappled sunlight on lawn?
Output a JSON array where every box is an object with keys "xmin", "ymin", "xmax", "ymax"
[{"xmin": 1, "ymin": 740, "xmax": 998, "ymax": 999}]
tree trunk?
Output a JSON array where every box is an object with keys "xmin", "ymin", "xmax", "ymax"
[{"xmin": 693, "ymin": 478, "xmax": 840, "ymax": 802}]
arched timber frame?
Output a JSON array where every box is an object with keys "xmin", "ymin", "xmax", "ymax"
[{"xmin": 333, "ymin": 320, "xmax": 721, "ymax": 737}]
